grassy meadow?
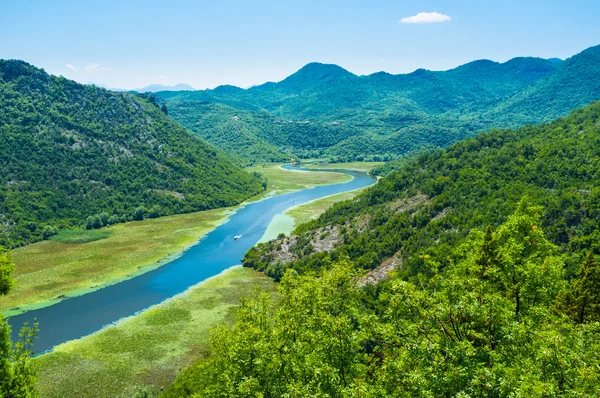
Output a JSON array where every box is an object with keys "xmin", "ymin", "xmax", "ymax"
[
  {"xmin": 1, "ymin": 208, "xmax": 234, "ymax": 315},
  {"xmin": 245, "ymin": 163, "xmax": 352, "ymax": 201},
  {"xmin": 2, "ymin": 163, "xmax": 352, "ymax": 315},
  {"xmin": 285, "ymin": 188, "xmax": 367, "ymax": 229},
  {"xmin": 34, "ymin": 266, "xmax": 277, "ymax": 398},
  {"xmin": 300, "ymin": 161, "xmax": 383, "ymax": 173}
]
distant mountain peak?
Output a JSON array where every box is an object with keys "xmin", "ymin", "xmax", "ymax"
[
  {"xmin": 296, "ymin": 62, "xmax": 354, "ymax": 75},
  {"xmin": 134, "ymin": 83, "xmax": 195, "ymax": 93},
  {"xmin": 212, "ymin": 84, "xmax": 245, "ymax": 94},
  {"xmin": 279, "ymin": 62, "xmax": 357, "ymax": 88}
]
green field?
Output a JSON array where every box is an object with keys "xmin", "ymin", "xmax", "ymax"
[
  {"xmin": 2, "ymin": 163, "xmax": 353, "ymax": 315},
  {"xmin": 245, "ymin": 163, "xmax": 352, "ymax": 201},
  {"xmin": 285, "ymin": 188, "xmax": 367, "ymax": 229},
  {"xmin": 34, "ymin": 266, "xmax": 277, "ymax": 398},
  {"xmin": 255, "ymin": 188, "xmax": 368, "ymax": 243},
  {"xmin": 254, "ymin": 163, "xmax": 376, "ymax": 240},
  {"xmin": 301, "ymin": 161, "xmax": 383, "ymax": 173},
  {"xmin": 20, "ymin": 162, "xmax": 372, "ymax": 398},
  {"xmin": 1, "ymin": 208, "xmax": 234, "ymax": 315}
]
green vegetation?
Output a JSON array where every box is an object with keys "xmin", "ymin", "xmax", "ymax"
[
  {"xmin": 257, "ymin": 214, "xmax": 295, "ymax": 244},
  {"xmin": 301, "ymin": 161, "xmax": 384, "ymax": 173},
  {"xmin": 0, "ymin": 208, "xmax": 232, "ymax": 314},
  {"xmin": 284, "ymin": 188, "xmax": 366, "ymax": 229},
  {"xmin": 0, "ymin": 60, "xmax": 264, "ymax": 248},
  {"xmin": 166, "ymin": 203, "xmax": 600, "ymax": 397},
  {"xmin": 245, "ymin": 101, "xmax": 600, "ymax": 279},
  {"xmin": 51, "ymin": 229, "xmax": 113, "ymax": 244},
  {"xmin": 34, "ymin": 266, "xmax": 277, "ymax": 398},
  {"xmin": 184, "ymin": 101, "xmax": 600, "ymax": 395},
  {"xmin": 0, "ymin": 248, "xmax": 38, "ymax": 397},
  {"xmin": 244, "ymin": 164, "xmax": 352, "ymax": 201},
  {"xmin": 157, "ymin": 45, "xmax": 600, "ymax": 164},
  {"xmin": 157, "ymin": 102, "xmax": 289, "ymax": 166}
]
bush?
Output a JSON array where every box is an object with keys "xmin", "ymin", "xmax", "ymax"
[
  {"xmin": 134, "ymin": 207, "xmax": 145, "ymax": 221},
  {"xmin": 42, "ymin": 225, "xmax": 59, "ymax": 240}
]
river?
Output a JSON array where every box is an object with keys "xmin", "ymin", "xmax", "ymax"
[{"xmin": 8, "ymin": 165, "xmax": 376, "ymax": 353}]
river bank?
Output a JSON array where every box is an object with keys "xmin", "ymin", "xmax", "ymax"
[
  {"xmin": 28, "ymin": 164, "xmax": 376, "ymax": 396},
  {"xmin": 34, "ymin": 266, "xmax": 277, "ymax": 398},
  {"xmin": 2, "ymin": 164, "xmax": 350, "ymax": 317},
  {"xmin": 256, "ymin": 162, "xmax": 381, "ymax": 241}
]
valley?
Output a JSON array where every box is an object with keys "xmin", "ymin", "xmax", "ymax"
[
  {"xmin": 7, "ymin": 164, "xmax": 376, "ymax": 354},
  {"xmin": 15, "ymin": 164, "xmax": 375, "ymax": 397},
  {"xmin": 1, "ymin": 163, "xmax": 352, "ymax": 316},
  {"xmin": 1, "ymin": 11, "xmax": 600, "ymax": 395}
]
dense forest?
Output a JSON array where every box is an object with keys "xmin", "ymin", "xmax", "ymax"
[
  {"xmin": 161, "ymin": 102, "xmax": 600, "ymax": 396},
  {"xmin": 157, "ymin": 45, "xmax": 600, "ymax": 164},
  {"xmin": 0, "ymin": 60, "xmax": 265, "ymax": 248}
]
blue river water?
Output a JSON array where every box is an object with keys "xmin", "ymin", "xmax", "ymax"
[{"xmin": 8, "ymin": 165, "xmax": 376, "ymax": 353}]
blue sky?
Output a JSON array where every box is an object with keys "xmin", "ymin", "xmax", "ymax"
[{"xmin": 1, "ymin": 0, "xmax": 599, "ymax": 89}]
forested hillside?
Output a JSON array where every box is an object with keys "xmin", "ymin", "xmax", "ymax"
[
  {"xmin": 246, "ymin": 101, "xmax": 600, "ymax": 277},
  {"xmin": 0, "ymin": 60, "xmax": 264, "ymax": 247},
  {"xmin": 157, "ymin": 45, "xmax": 600, "ymax": 163},
  {"xmin": 163, "ymin": 102, "xmax": 600, "ymax": 397},
  {"xmin": 486, "ymin": 45, "xmax": 600, "ymax": 124}
]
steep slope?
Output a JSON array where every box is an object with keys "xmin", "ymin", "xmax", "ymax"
[
  {"xmin": 0, "ymin": 60, "xmax": 264, "ymax": 247},
  {"xmin": 164, "ymin": 101, "xmax": 289, "ymax": 164},
  {"xmin": 166, "ymin": 102, "xmax": 600, "ymax": 398},
  {"xmin": 486, "ymin": 45, "xmax": 600, "ymax": 124},
  {"xmin": 244, "ymin": 101, "xmax": 600, "ymax": 279}
]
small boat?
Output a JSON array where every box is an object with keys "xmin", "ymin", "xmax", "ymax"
[{"xmin": 234, "ymin": 235, "xmax": 242, "ymax": 241}]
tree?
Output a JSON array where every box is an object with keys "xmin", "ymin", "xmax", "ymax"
[
  {"xmin": 558, "ymin": 252, "xmax": 600, "ymax": 323},
  {"xmin": 0, "ymin": 248, "xmax": 15, "ymax": 295},
  {"xmin": 133, "ymin": 207, "xmax": 145, "ymax": 221},
  {"xmin": 85, "ymin": 216, "xmax": 94, "ymax": 230},
  {"xmin": 92, "ymin": 215, "xmax": 103, "ymax": 229},
  {"xmin": 99, "ymin": 212, "xmax": 110, "ymax": 226},
  {"xmin": 494, "ymin": 198, "xmax": 565, "ymax": 318},
  {"xmin": 41, "ymin": 226, "xmax": 59, "ymax": 240},
  {"xmin": 148, "ymin": 205, "xmax": 161, "ymax": 219},
  {"xmin": 0, "ymin": 248, "xmax": 38, "ymax": 397}
]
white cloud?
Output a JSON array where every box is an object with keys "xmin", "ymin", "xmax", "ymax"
[
  {"xmin": 158, "ymin": 74, "xmax": 168, "ymax": 80},
  {"xmin": 400, "ymin": 12, "xmax": 452, "ymax": 24},
  {"xmin": 84, "ymin": 63, "xmax": 101, "ymax": 72},
  {"xmin": 65, "ymin": 64, "xmax": 78, "ymax": 72}
]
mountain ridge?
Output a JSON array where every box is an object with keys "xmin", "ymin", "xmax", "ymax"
[
  {"xmin": 0, "ymin": 60, "xmax": 263, "ymax": 247},
  {"xmin": 156, "ymin": 44, "xmax": 600, "ymax": 164}
]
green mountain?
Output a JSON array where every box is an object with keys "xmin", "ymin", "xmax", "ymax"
[
  {"xmin": 165, "ymin": 101, "xmax": 600, "ymax": 398},
  {"xmin": 0, "ymin": 60, "xmax": 264, "ymax": 247},
  {"xmin": 156, "ymin": 45, "xmax": 600, "ymax": 164},
  {"xmin": 486, "ymin": 45, "xmax": 600, "ymax": 124},
  {"xmin": 245, "ymin": 100, "xmax": 600, "ymax": 278}
]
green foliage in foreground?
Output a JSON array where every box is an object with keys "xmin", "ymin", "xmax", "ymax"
[
  {"xmin": 163, "ymin": 207, "xmax": 600, "ymax": 396},
  {"xmin": 0, "ymin": 60, "xmax": 264, "ymax": 248},
  {"xmin": 0, "ymin": 248, "xmax": 38, "ymax": 397}
]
